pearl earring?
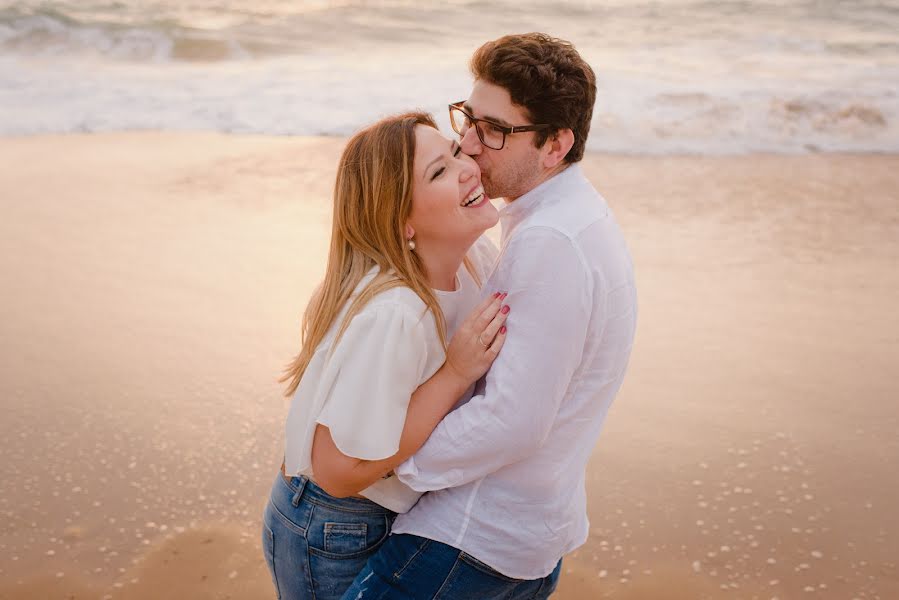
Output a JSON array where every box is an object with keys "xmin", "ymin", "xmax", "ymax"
[{"xmin": 407, "ymin": 238, "xmax": 416, "ymax": 251}]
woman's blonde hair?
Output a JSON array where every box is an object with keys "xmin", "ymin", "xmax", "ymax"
[{"xmin": 281, "ymin": 112, "xmax": 478, "ymax": 397}]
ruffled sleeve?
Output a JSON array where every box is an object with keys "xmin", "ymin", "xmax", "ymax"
[{"xmin": 315, "ymin": 301, "xmax": 430, "ymax": 461}]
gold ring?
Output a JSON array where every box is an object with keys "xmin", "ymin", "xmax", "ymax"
[{"xmin": 477, "ymin": 333, "xmax": 489, "ymax": 348}]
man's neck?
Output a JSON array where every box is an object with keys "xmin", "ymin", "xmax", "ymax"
[{"xmin": 505, "ymin": 162, "xmax": 570, "ymax": 203}]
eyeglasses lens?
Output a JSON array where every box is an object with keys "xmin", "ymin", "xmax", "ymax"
[{"xmin": 450, "ymin": 106, "xmax": 504, "ymax": 150}]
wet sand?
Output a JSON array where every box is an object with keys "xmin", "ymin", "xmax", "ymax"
[{"xmin": 0, "ymin": 133, "xmax": 897, "ymax": 599}]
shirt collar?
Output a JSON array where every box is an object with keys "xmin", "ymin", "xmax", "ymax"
[{"xmin": 498, "ymin": 163, "xmax": 583, "ymax": 243}]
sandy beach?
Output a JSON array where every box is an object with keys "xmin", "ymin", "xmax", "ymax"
[{"xmin": 0, "ymin": 133, "xmax": 897, "ymax": 599}]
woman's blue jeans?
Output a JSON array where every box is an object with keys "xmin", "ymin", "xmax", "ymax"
[{"xmin": 262, "ymin": 472, "xmax": 397, "ymax": 600}]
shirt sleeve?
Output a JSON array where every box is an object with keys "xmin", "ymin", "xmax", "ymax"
[
  {"xmin": 396, "ymin": 227, "xmax": 593, "ymax": 491},
  {"xmin": 316, "ymin": 301, "xmax": 430, "ymax": 461}
]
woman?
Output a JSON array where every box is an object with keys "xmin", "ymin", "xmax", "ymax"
[{"xmin": 262, "ymin": 112, "xmax": 509, "ymax": 600}]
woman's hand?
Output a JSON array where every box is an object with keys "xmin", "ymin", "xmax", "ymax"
[{"xmin": 444, "ymin": 292, "xmax": 510, "ymax": 385}]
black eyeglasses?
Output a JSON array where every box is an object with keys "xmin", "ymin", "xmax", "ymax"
[{"xmin": 448, "ymin": 101, "xmax": 551, "ymax": 150}]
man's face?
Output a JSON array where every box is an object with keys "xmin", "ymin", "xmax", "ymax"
[{"xmin": 458, "ymin": 80, "xmax": 544, "ymax": 201}]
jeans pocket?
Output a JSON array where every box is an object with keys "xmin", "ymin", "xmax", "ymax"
[
  {"xmin": 261, "ymin": 516, "xmax": 281, "ymax": 599},
  {"xmin": 307, "ymin": 505, "xmax": 391, "ymax": 560},
  {"xmin": 323, "ymin": 522, "xmax": 368, "ymax": 555}
]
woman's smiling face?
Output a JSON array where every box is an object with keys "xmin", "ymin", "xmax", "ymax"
[{"xmin": 406, "ymin": 124, "xmax": 499, "ymax": 252}]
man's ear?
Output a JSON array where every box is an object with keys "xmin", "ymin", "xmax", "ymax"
[{"xmin": 542, "ymin": 129, "xmax": 575, "ymax": 169}]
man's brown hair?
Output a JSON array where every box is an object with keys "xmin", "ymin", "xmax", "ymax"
[{"xmin": 470, "ymin": 32, "xmax": 596, "ymax": 163}]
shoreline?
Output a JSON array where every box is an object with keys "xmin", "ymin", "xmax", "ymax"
[{"xmin": 6, "ymin": 128, "xmax": 899, "ymax": 157}]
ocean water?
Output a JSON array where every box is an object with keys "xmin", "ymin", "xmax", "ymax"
[{"xmin": 1, "ymin": 0, "xmax": 897, "ymax": 154}]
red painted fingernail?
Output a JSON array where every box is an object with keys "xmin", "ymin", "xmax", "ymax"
[
  {"xmin": 500, "ymin": 292, "xmax": 508, "ymax": 299},
  {"xmin": 494, "ymin": 292, "xmax": 501, "ymax": 298},
  {"xmin": 501, "ymin": 305, "xmax": 510, "ymax": 314},
  {"xmin": 500, "ymin": 325, "xmax": 507, "ymax": 334}
]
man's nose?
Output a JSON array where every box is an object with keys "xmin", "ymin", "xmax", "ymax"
[
  {"xmin": 460, "ymin": 126, "xmax": 482, "ymax": 156},
  {"xmin": 459, "ymin": 159, "xmax": 478, "ymax": 183}
]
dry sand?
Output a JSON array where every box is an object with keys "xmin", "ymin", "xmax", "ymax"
[{"xmin": 0, "ymin": 133, "xmax": 897, "ymax": 599}]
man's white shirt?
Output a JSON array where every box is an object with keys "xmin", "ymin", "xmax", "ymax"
[{"xmin": 393, "ymin": 163, "xmax": 638, "ymax": 579}]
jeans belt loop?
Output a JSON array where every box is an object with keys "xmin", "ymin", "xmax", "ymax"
[{"xmin": 291, "ymin": 475, "xmax": 308, "ymax": 507}]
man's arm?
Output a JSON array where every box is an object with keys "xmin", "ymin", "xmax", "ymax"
[
  {"xmin": 396, "ymin": 227, "xmax": 592, "ymax": 491},
  {"xmin": 311, "ymin": 293, "xmax": 509, "ymax": 497}
]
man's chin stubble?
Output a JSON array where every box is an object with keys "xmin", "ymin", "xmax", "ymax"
[{"xmin": 481, "ymin": 177, "xmax": 501, "ymax": 200}]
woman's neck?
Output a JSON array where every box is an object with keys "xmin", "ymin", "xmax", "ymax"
[{"xmin": 416, "ymin": 241, "xmax": 468, "ymax": 291}]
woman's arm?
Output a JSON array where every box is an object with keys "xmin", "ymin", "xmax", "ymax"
[
  {"xmin": 311, "ymin": 293, "xmax": 510, "ymax": 497},
  {"xmin": 311, "ymin": 364, "xmax": 471, "ymax": 496}
]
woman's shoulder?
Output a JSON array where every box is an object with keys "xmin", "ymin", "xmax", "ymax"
[
  {"xmin": 322, "ymin": 285, "xmax": 437, "ymax": 368},
  {"xmin": 351, "ymin": 282, "xmax": 432, "ymax": 332},
  {"xmin": 365, "ymin": 283, "xmax": 428, "ymax": 313},
  {"xmin": 347, "ymin": 268, "xmax": 426, "ymax": 312}
]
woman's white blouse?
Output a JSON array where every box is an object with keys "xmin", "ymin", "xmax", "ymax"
[{"xmin": 283, "ymin": 237, "xmax": 498, "ymax": 513}]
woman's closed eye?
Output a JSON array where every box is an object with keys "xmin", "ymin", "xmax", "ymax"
[{"xmin": 429, "ymin": 145, "xmax": 464, "ymax": 182}]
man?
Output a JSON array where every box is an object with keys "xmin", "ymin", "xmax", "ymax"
[{"xmin": 342, "ymin": 33, "xmax": 637, "ymax": 599}]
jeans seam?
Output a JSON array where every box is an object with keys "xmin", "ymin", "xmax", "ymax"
[
  {"xmin": 392, "ymin": 537, "xmax": 432, "ymax": 580},
  {"xmin": 268, "ymin": 498, "xmax": 308, "ymax": 536},
  {"xmin": 432, "ymin": 553, "xmax": 465, "ymax": 600},
  {"xmin": 302, "ymin": 494, "xmax": 392, "ymax": 514},
  {"xmin": 282, "ymin": 477, "xmax": 391, "ymax": 514},
  {"xmin": 262, "ymin": 516, "xmax": 281, "ymax": 600},
  {"xmin": 458, "ymin": 552, "xmax": 519, "ymax": 583},
  {"xmin": 303, "ymin": 534, "xmax": 317, "ymax": 600},
  {"xmin": 308, "ymin": 544, "xmax": 382, "ymax": 561}
]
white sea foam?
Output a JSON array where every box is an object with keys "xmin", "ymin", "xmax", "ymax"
[{"xmin": 1, "ymin": 0, "xmax": 898, "ymax": 154}]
